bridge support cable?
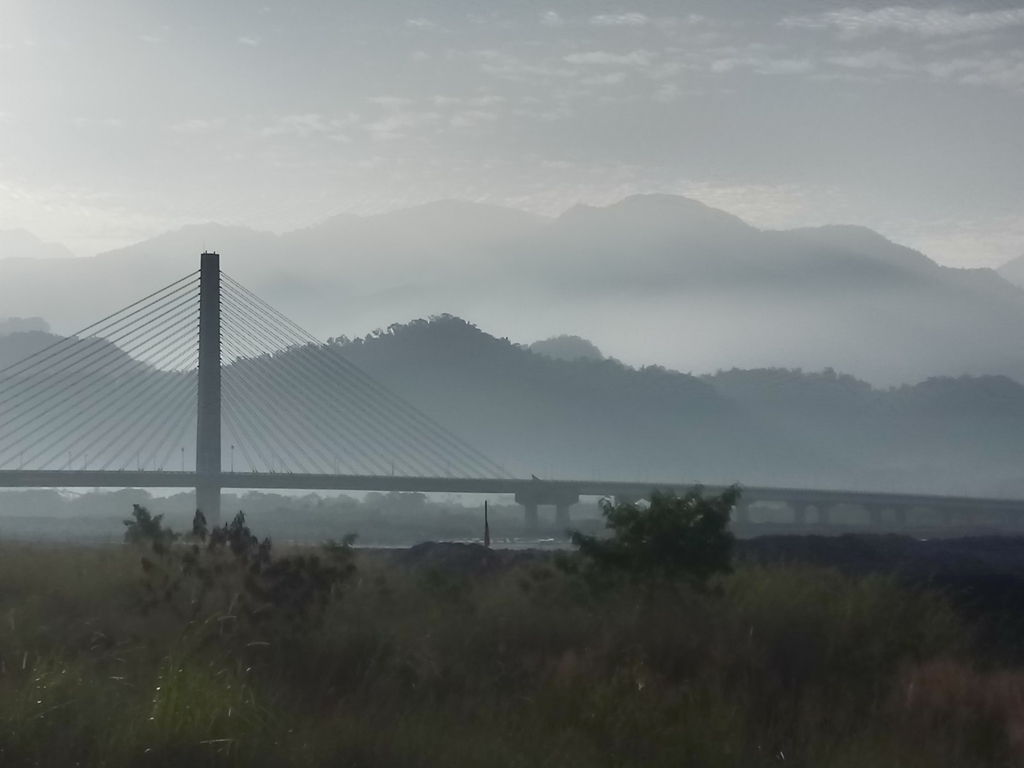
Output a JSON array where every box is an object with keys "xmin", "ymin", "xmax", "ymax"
[
  {"xmin": 0, "ymin": 284, "xmax": 199, "ymax": 439},
  {"xmin": 10, "ymin": 308, "xmax": 200, "ymax": 463},
  {"xmin": 153, "ymin": 396, "xmax": 198, "ymax": 471},
  {"xmin": 139, "ymin": 376, "xmax": 199, "ymax": 471},
  {"xmin": 0, "ymin": 271, "xmax": 199, "ymax": 387},
  {"xmin": 9, "ymin": 348, "xmax": 196, "ymax": 472},
  {"xmin": 222, "ymin": 292, "xmax": 477, "ymax": 476},
  {"xmin": 220, "ymin": 385, "xmax": 286, "ymax": 473},
  {"xmin": 221, "ymin": 289, "xmax": 424, "ymax": 473},
  {"xmin": 0, "ymin": 279, "xmax": 199, "ymax": 413},
  {"xmin": 222, "ymin": 298, "xmax": 408, "ymax": 475},
  {"xmin": 220, "ymin": 327, "xmax": 357, "ymax": 473},
  {"xmin": 72, "ymin": 343, "xmax": 197, "ymax": 465},
  {"xmin": 0, "ymin": 302, "xmax": 199, "ymax": 468},
  {"xmin": 104, "ymin": 368, "xmax": 199, "ymax": 471},
  {"xmin": 220, "ymin": 313, "xmax": 429, "ymax": 475},
  {"xmin": 219, "ymin": 346, "xmax": 325, "ymax": 473},
  {"xmin": 220, "ymin": 274, "xmax": 507, "ymax": 479},
  {"xmin": 23, "ymin": 342, "xmax": 198, "ymax": 472},
  {"xmin": 0, "ymin": 273, "xmax": 200, "ymax": 472},
  {"xmin": 221, "ymin": 279, "xmax": 500, "ymax": 476},
  {"xmin": 222, "ymin": 293, "xmax": 479, "ymax": 477},
  {"xmin": 0, "ymin": 254, "xmax": 509, "ymax": 489},
  {"xmin": 222, "ymin": 291, "xmax": 435, "ymax": 474},
  {"xmin": 221, "ymin": 330, "xmax": 354, "ymax": 472},
  {"xmin": 223, "ymin": 274, "xmax": 506, "ymax": 478},
  {"xmin": 220, "ymin": 399, "xmax": 261, "ymax": 473}
]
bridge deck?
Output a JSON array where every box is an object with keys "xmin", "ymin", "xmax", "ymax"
[{"xmin": 0, "ymin": 470, "xmax": 1020, "ymax": 513}]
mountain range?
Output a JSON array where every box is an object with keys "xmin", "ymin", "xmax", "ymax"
[
  {"xmin": 1, "ymin": 194, "xmax": 1023, "ymax": 385},
  {"xmin": 3, "ymin": 316, "xmax": 1024, "ymax": 496},
  {"xmin": 333, "ymin": 316, "xmax": 1024, "ymax": 496},
  {"xmin": 995, "ymin": 254, "xmax": 1024, "ymax": 290}
]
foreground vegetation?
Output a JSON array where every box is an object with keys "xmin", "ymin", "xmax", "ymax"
[{"xmin": 0, "ymin": 494, "xmax": 1021, "ymax": 766}]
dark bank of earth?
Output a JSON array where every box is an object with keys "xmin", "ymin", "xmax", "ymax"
[
  {"xmin": 741, "ymin": 534, "xmax": 1024, "ymax": 662},
  {"xmin": 400, "ymin": 535, "xmax": 1024, "ymax": 661}
]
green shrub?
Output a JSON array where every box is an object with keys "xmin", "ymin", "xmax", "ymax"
[
  {"xmin": 124, "ymin": 507, "xmax": 357, "ymax": 641},
  {"xmin": 566, "ymin": 486, "xmax": 738, "ymax": 588},
  {"xmin": 0, "ymin": 505, "xmax": 1013, "ymax": 767}
]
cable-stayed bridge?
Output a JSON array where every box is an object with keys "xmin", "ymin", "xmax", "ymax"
[{"xmin": 0, "ymin": 253, "xmax": 1022, "ymax": 531}]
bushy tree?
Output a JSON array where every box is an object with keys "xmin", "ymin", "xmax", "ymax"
[
  {"xmin": 124, "ymin": 506, "xmax": 357, "ymax": 639},
  {"xmin": 568, "ymin": 486, "xmax": 739, "ymax": 588}
]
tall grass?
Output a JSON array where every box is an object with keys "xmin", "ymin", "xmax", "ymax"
[{"xmin": 0, "ymin": 541, "xmax": 1017, "ymax": 766}]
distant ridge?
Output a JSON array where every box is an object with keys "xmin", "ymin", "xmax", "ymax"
[
  {"xmin": 4, "ymin": 314, "xmax": 1024, "ymax": 496},
  {"xmin": 333, "ymin": 316, "xmax": 1024, "ymax": 496},
  {"xmin": 997, "ymin": 253, "xmax": 1024, "ymax": 288},
  {"xmin": 1, "ymin": 194, "xmax": 1023, "ymax": 386},
  {"xmin": 0, "ymin": 229, "xmax": 77, "ymax": 260}
]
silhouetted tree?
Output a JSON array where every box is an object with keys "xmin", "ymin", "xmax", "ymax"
[{"xmin": 568, "ymin": 486, "xmax": 738, "ymax": 588}]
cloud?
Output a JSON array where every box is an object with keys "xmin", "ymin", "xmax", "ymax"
[
  {"xmin": 471, "ymin": 50, "xmax": 575, "ymax": 79},
  {"xmin": 406, "ymin": 18, "xmax": 435, "ymax": 28},
  {"xmin": 590, "ymin": 13, "xmax": 648, "ymax": 26},
  {"xmin": 828, "ymin": 49, "xmax": 912, "ymax": 71},
  {"xmin": 653, "ymin": 83, "xmax": 682, "ymax": 102},
  {"xmin": 824, "ymin": 48, "xmax": 1024, "ymax": 90},
  {"xmin": 540, "ymin": 11, "xmax": 564, "ymax": 27},
  {"xmin": 259, "ymin": 114, "xmax": 330, "ymax": 138},
  {"xmin": 368, "ymin": 96, "xmax": 415, "ymax": 110},
  {"xmin": 891, "ymin": 212, "xmax": 1024, "ymax": 269},
  {"xmin": 711, "ymin": 57, "xmax": 814, "ymax": 75},
  {"xmin": 71, "ymin": 117, "xmax": 125, "ymax": 129},
  {"xmin": 581, "ymin": 72, "xmax": 628, "ymax": 86},
  {"xmin": 782, "ymin": 6, "xmax": 1024, "ymax": 38},
  {"xmin": 171, "ymin": 118, "xmax": 225, "ymax": 134},
  {"xmin": 937, "ymin": 53, "xmax": 1024, "ymax": 89},
  {"xmin": 237, "ymin": 36, "xmax": 260, "ymax": 46},
  {"xmin": 470, "ymin": 95, "xmax": 504, "ymax": 107},
  {"xmin": 563, "ymin": 50, "xmax": 652, "ymax": 66},
  {"xmin": 450, "ymin": 110, "xmax": 498, "ymax": 128},
  {"xmin": 363, "ymin": 109, "xmax": 441, "ymax": 141}
]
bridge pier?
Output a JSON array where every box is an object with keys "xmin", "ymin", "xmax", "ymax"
[
  {"xmin": 866, "ymin": 504, "xmax": 884, "ymax": 528},
  {"xmin": 195, "ymin": 251, "xmax": 222, "ymax": 525},
  {"xmin": 515, "ymin": 485, "xmax": 579, "ymax": 531},
  {"xmin": 734, "ymin": 501, "xmax": 751, "ymax": 526},
  {"xmin": 196, "ymin": 483, "xmax": 221, "ymax": 524}
]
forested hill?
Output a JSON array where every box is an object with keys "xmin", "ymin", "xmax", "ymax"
[
  {"xmin": 2, "ymin": 316, "xmax": 1024, "ymax": 495},
  {"xmin": 329, "ymin": 315, "xmax": 791, "ymax": 484},
  {"xmin": 333, "ymin": 317, "xmax": 1024, "ymax": 496}
]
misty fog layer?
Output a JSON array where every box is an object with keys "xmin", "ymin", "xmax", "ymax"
[
  {"xmin": 3, "ymin": 314, "xmax": 1024, "ymax": 497},
  {"xmin": 1, "ymin": 194, "xmax": 1023, "ymax": 386}
]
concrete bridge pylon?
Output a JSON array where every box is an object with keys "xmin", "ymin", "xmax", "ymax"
[{"xmin": 195, "ymin": 251, "xmax": 222, "ymax": 524}]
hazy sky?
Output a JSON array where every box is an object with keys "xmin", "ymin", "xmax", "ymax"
[{"xmin": 1, "ymin": 0, "xmax": 1022, "ymax": 266}]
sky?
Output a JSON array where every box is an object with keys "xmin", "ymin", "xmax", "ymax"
[{"xmin": 0, "ymin": 0, "xmax": 1022, "ymax": 267}]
